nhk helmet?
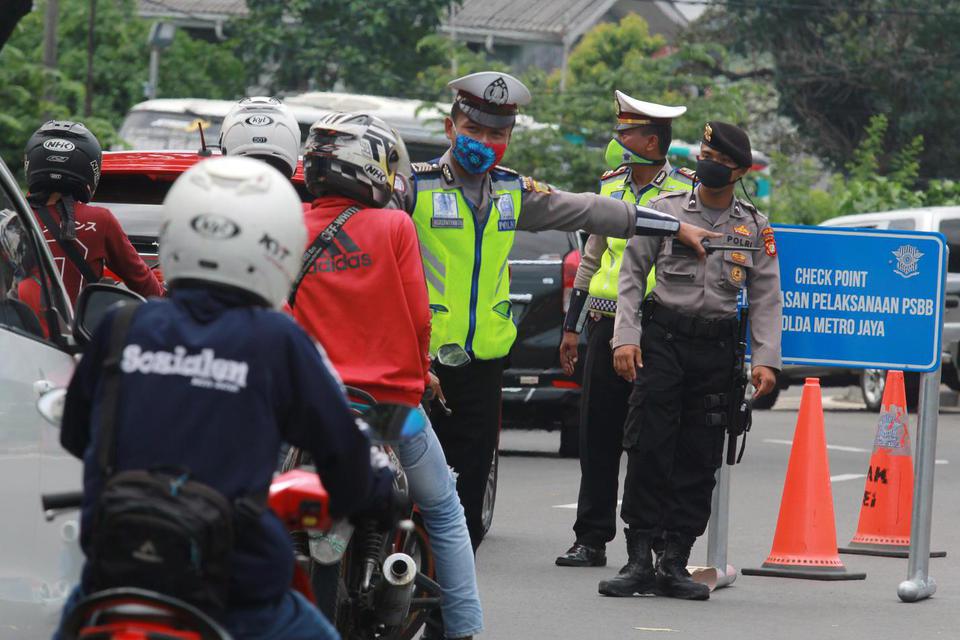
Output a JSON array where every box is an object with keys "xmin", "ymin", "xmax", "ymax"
[
  {"xmin": 159, "ymin": 157, "xmax": 306, "ymax": 308},
  {"xmin": 303, "ymin": 112, "xmax": 401, "ymax": 208},
  {"xmin": 219, "ymin": 97, "xmax": 301, "ymax": 178},
  {"xmin": 24, "ymin": 121, "xmax": 102, "ymax": 202}
]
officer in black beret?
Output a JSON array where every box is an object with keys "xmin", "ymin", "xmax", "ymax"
[{"xmin": 598, "ymin": 121, "xmax": 782, "ymax": 600}]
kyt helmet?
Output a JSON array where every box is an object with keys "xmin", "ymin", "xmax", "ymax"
[
  {"xmin": 219, "ymin": 97, "xmax": 301, "ymax": 178},
  {"xmin": 24, "ymin": 121, "xmax": 102, "ymax": 202},
  {"xmin": 159, "ymin": 157, "xmax": 306, "ymax": 308},
  {"xmin": 303, "ymin": 112, "xmax": 402, "ymax": 208}
]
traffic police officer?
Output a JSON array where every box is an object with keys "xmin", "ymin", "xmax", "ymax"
[
  {"xmin": 599, "ymin": 122, "xmax": 782, "ymax": 600},
  {"xmin": 556, "ymin": 91, "xmax": 694, "ymax": 568},
  {"xmin": 403, "ymin": 72, "xmax": 719, "ymax": 551}
]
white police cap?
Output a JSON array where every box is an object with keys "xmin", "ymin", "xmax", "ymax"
[
  {"xmin": 447, "ymin": 71, "xmax": 532, "ymax": 128},
  {"xmin": 614, "ymin": 90, "xmax": 687, "ymax": 131}
]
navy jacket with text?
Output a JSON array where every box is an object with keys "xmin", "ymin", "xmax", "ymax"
[{"xmin": 61, "ymin": 286, "xmax": 374, "ymax": 606}]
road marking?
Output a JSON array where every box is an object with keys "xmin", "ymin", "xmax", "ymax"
[
  {"xmin": 936, "ymin": 459, "xmax": 949, "ymax": 465},
  {"xmin": 554, "ymin": 500, "xmax": 622, "ymax": 509},
  {"xmin": 764, "ymin": 438, "xmax": 868, "ymax": 453},
  {"xmin": 831, "ymin": 473, "xmax": 866, "ymax": 483},
  {"xmin": 634, "ymin": 628, "xmax": 677, "ymax": 633}
]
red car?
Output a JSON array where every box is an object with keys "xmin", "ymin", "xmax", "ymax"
[{"xmin": 95, "ymin": 150, "xmax": 312, "ymax": 283}]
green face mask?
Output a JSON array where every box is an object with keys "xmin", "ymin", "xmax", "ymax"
[{"xmin": 604, "ymin": 138, "xmax": 660, "ymax": 170}]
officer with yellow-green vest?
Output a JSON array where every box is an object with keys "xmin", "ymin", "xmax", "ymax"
[
  {"xmin": 402, "ymin": 72, "xmax": 717, "ymax": 552},
  {"xmin": 555, "ymin": 91, "xmax": 693, "ymax": 568}
]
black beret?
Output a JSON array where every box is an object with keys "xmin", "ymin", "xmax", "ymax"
[{"xmin": 702, "ymin": 121, "xmax": 752, "ymax": 168}]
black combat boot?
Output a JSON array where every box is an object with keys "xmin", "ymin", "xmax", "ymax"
[
  {"xmin": 656, "ymin": 534, "xmax": 710, "ymax": 601},
  {"xmin": 597, "ymin": 528, "xmax": 657, "ymax": 597}
]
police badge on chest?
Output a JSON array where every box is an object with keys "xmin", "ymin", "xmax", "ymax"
[
  {"xmin": 496, "ymin": 194, "xmax": 516, "ymax": 231},
  {"xmin": 431, "ymin": 192, "xmax": 464, "ymax": 228}
]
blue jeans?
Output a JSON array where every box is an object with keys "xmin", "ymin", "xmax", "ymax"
[
  {"xmin": 397, "ymin": 417, "xmax": 483, "ymax": 638},
  {"xmin": 55, "ymin": 586, "xmax": 338, "ymax": 640}
]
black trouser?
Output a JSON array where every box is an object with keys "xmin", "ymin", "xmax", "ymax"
[
  {"xmin": 620, "ymin": 318, "xmax": 734, "ymax": 539},
  {"xmin": 572, "ymin": 316, "xmax": 631, "ymax": 548},
  {"xmin": 431, "ymin": 357, "xmax": 505, "ymax": 551}
]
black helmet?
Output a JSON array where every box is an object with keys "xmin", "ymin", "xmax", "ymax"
[
  {"xmin": 24, "ymin": 121, "xmax": 103, "ymax": 202},
  {"xmin": 303, "ymin": 112, "xmax": 401, "ymax": 208}
]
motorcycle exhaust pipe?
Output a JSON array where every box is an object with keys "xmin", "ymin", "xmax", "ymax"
[{"xmin": 376, "ymin": 552, "xmax": 417, "ymax": 626}]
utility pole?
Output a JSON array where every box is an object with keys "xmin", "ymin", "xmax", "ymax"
[
  {"xmin": 84, "ymin": 0, "xmax": 97, "ymax": 116},
  {"xmin": 43, "ymin": 0, "xmax": 59, "ymax": 114}
]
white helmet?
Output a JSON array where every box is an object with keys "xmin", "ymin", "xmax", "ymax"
[
  {"xmin": 159, "ymin": 157, "xmax": 306, "ymax": 308},
  {"xmin": 219, "ymin": 97, "xmax": 301, "ymax": 178}
]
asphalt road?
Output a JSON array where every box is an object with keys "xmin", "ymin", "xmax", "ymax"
[{"xmin": 481, "ymin": 387, "xmax": 960, "ymax": 639}]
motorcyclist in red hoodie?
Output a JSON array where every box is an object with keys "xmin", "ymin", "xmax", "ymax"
[
  {"xmin": 23, "ymin": 121, "xmax": 163, "ymax": 308},
  {"xmin": 280, "ymin": 112, "xmax": 482, "ymax": 640}
]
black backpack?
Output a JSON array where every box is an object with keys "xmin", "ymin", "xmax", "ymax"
[{"xmin": 86, "ymin": 303, "xmax": 261, "ymax": 612}]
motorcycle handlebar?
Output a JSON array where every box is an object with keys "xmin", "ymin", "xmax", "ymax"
[{"xmin": 42, "ymin": 491, "xmax": 83, "ymax": 512}]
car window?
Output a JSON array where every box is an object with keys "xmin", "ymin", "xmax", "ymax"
[
  {"xmin": 938, "ymin": 218, "xmax": 960, "ymax": 273},
  {"xmin": 117, "ymin": 110, "xmax": 223, "ymax": 151},
  {"xmin": 888, "ymin": 218, "xmax": 916, "ymax": 230},
  {"xmin": 510, "ymin": 230, "xmax": 571, "ymax": 261}
]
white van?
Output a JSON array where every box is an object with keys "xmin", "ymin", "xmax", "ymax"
[
  {"xmin": 115, "ymin": 98, "xmax": 332, "ymax": 152},
  {"xmin": 116, "ymin": 93, "xmax": 455, "ymax": 162}
]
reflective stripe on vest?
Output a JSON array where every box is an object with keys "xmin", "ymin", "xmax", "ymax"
[
  {"xmin": 588, "ymin": 171, "xmax": 690, "ymax": 307},
  {"xmin": 412, "ymin": 173, "xmax": 522, "ymax": 360}
]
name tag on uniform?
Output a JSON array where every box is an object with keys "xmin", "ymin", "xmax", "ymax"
[
  {"xmin": 431, "ymin": 192, "xmax": 463, "ymax": 229},
  {"xmin": 496, "ymin": 194, "xmax": 516, "ymax": 231}
]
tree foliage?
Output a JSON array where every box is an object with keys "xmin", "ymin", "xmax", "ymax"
[
  {"xmin": 768, "ymin": 115, "xmax": 960, "ymax": 225},
  {"xmin": 703, "ymin": 0, "xmax": 960, "ymax": 180},
  {"xmin": 238, "ymin": 0, "xmax": 457, "ymax": 96},
  {"xmin": 0, "ymin": 0, "xmax": 245, "ymax": 173},
  {"xmin": 502, "ymin": 15, "xmax": 771, "ymax": 193}
]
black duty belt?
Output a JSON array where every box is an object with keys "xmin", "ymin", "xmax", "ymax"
[{"xmin": 642, "ymin": 300, "xmax": 737, "ymax": 339}]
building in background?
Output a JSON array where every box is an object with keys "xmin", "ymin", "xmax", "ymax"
[
  {"xmin": 441, "ymin": 0, "xmax": 705, "ymax": 78},
  {"xmin": 137, "ymin": 0, "xmax": 246, "ymax": 39}
]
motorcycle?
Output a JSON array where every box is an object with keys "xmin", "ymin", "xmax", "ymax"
[
  {"xmin": 282, "ymin": 386, "xmax": 443, "ymax": 640},
  {"xmin": 42, "ymin": 401, "xmax": 431, "ymax": 640}
]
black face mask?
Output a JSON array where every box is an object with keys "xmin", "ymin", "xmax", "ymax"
[{"xmin": 695, "ymin": 158, "xmax": 735, "ymax": 188}]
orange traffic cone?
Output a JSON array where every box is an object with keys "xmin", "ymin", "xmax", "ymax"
[
  {"xmin": 743, "ymin": 378, "xmax": 866, "ymax": 580},
  {"xmin": 839, "ymin": 371, "xmax": 946, "ymax": 558}
]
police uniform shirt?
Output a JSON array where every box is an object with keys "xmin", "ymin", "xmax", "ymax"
[
  {"xmin": 573, "ymin": 161, "xmax": 678, "ymax": 291},
  {"xmin": 612, "ymin": 188, "xmax": 783, "ymax": 370},
  {"xmin": 405, "ymin": 150, "xmax": 642, "ymax": 238}
]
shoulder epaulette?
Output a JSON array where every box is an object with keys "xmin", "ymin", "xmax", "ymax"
[
  {"xmin": 521, "ymin": 175, "xmax": 552, "ymax": 194},
  {"xmin": 411, "ymin": 161, "xmax": 442, "ymax": 174},
  {"xmin": 650, "ymin": 190, "xmax": 687, "ymax": 204},
  {"xmin": 672, "ymin": 166, "xmax": 696, "ymax": 183},
  {"xmin": 490, "ymin": 164, "xmax": 519, "ymax": 177},
  {"xmin": 600, "ymin": 166, "xmax": 628, "ymax": 181}
]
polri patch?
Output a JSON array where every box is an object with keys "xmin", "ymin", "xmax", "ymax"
[
  {"xmin": 431, "ymin": 192, "xmax": 463, "ymax": 229},
  {"xmin": 761, "ymin": 227, "xmax": 777, "ymax": 256}
]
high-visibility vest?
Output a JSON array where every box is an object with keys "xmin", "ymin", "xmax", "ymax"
[
  {"xmin": 411, "ymin": 167, "xmax": 523, "ymax": 360},
  {"xmin": 588, "ymin": 167, "xmax": 692, "ymax": 311}
]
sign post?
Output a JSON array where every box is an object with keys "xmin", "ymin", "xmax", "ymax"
[{"xmin": 706, "ymin": 224, "xmax": 947, "ymax": 599}]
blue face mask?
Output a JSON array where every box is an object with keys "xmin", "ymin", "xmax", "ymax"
[{"xmin": 452, "ymin": 133, "xmax": 499, "ymax": 175}]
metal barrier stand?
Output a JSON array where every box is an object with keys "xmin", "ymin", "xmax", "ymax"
[
  {"xmin": 898, "ymin": 366, "xmax": 941, "ymax": 602},
  {"xmin": 706, "ymin": 464, "xmax": 737, "ymax": 589}
]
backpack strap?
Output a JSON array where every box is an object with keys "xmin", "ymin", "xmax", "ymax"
[
  {"xmin": 288, "ymin": 205, "xmax": 362, "ymax": 308},
  {"xmin": 96, "ymin": 303, "xmax": 140, "ymax": 476},
  {"xmin": 32, "ymin": 199, "xmax": 100, "ymax": 283}
]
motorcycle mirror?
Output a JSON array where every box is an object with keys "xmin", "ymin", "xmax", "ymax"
[
  {"xmin": 36, "ymin": 387, "xmax": 67, "ymax": 427},
  {"xmin": 73, "ymin": 283, "xmax": 146, "ymax": 344},
  {"xmin": 361, "ymin": 404, "xmax": 427, "ymax": 443}
]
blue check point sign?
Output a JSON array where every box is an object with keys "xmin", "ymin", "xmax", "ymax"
[{"xmin": 771, "ymin": 225, "xmax": 947, "ymax": 373}]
